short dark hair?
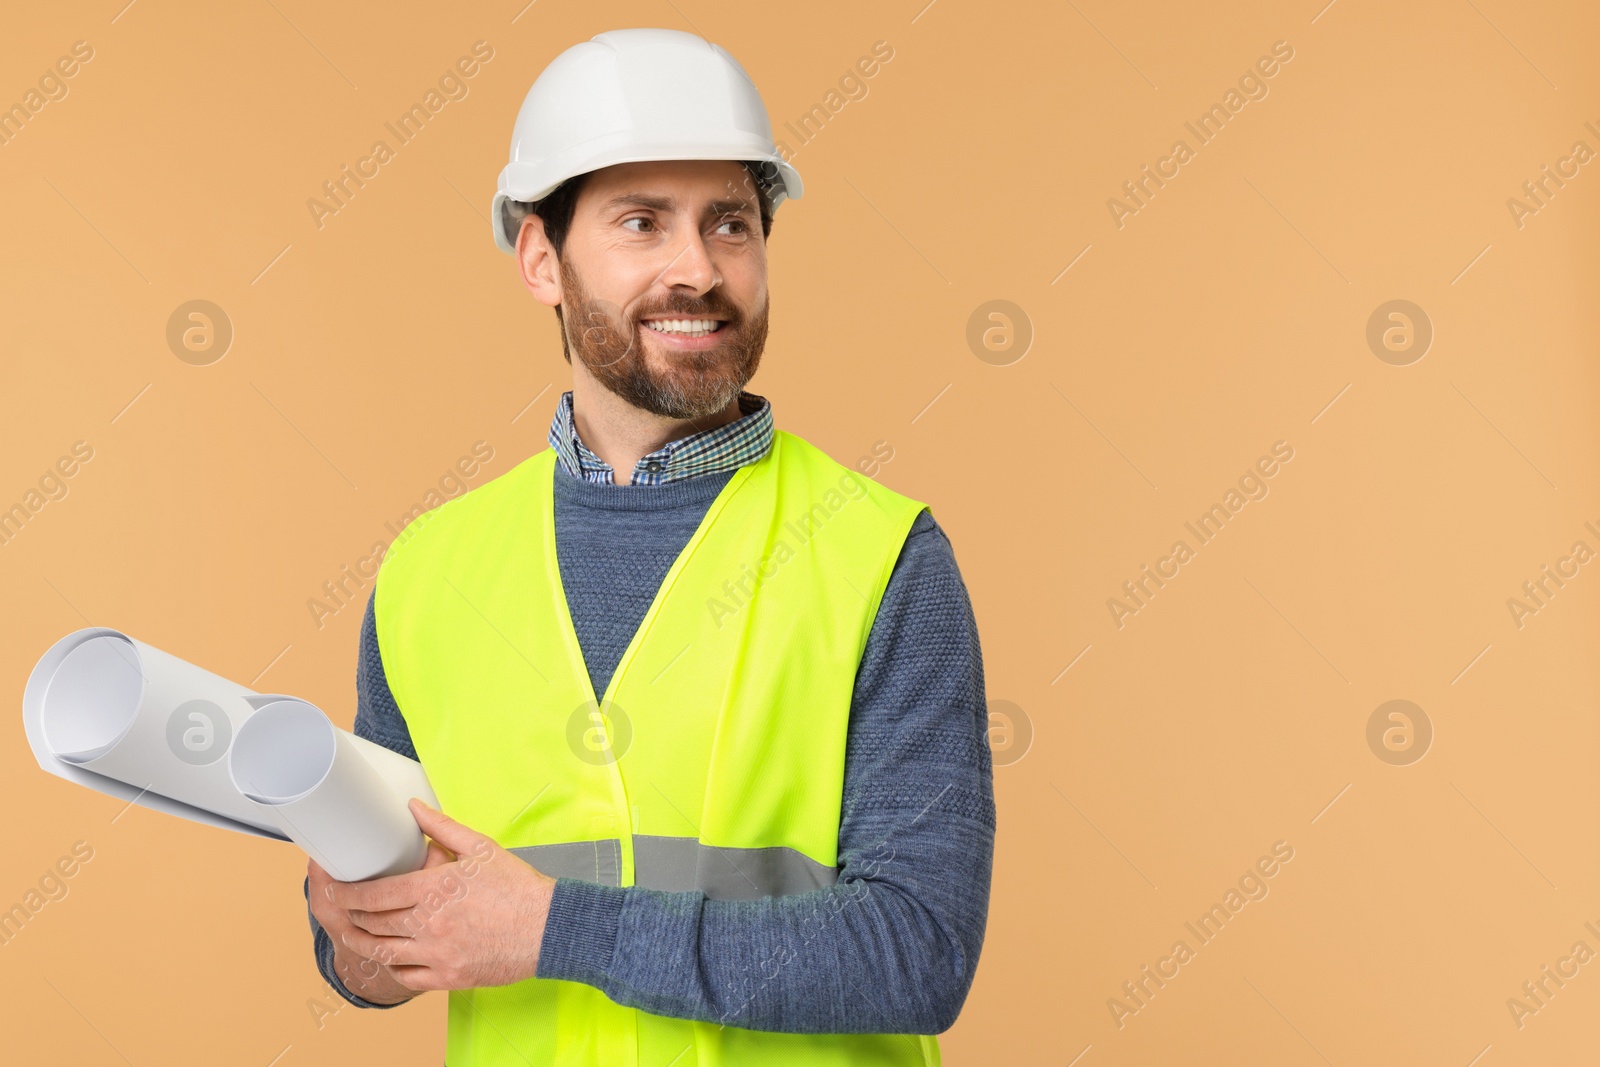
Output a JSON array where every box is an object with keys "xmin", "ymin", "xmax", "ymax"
[{"xmin": 521, "ymin": 158, "xmax": 776, "ymax": 261}]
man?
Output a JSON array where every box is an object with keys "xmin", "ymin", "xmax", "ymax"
[{"xmin": 303, "ymin": 27, "xmax": 995, "ymax": 1066}]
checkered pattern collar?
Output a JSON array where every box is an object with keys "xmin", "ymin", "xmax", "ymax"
[{"xmin": 547, "ymin": 389, "xmax": 773, "ymax": 486}]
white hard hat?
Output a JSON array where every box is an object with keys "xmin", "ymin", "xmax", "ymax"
[{"xmin": 491, "ymin": 27, "xmax": 804, "ymax": 254}]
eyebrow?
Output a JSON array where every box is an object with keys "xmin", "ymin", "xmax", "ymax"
[{"xmin": 599, "ymin": 193, "xmax": 756, "ymax": 219}]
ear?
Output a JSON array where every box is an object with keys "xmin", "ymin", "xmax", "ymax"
[{"xmin": 517, "ymin": 214, "xmax": 563, "ymax": 308}]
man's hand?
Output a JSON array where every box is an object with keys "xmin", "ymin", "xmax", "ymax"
[
  {"xmin": 307, "ymin": 837, "xmax": 452, "ymax": 1005},
  {"xmin": 323, "ymin": 798, "xmax": 558, "ymax": 994}
]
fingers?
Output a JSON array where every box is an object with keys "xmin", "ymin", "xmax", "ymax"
[
  {"xmin": 307, "ymin": 862, "xmax": 349, "ymax": 931},
  {"xmin": 312, "ymin": 897, "xmax": 364, "ymax": 944},
  {"xmin": 348, "ymin": 905, "xmax": 431, "ymax": 938},
  {"xmin": 339, "ymin": 924, "xmax": 414, "ymax": 968},
  {"xmin": 310, "ymin": 867, "xmax": 384, "ymax": 947},
  {"xmin": 407, "ymin": 798, "xmax": 488, "ymax": 857},
  {"xmin": 327, "ymin": 835, "xmax": 480, "ymax": 910},
  {"xmin": 327, "ymin": 868, "xmax": 427, "ymax": 912},
  {"xmin": 307, "ymin": 857, "xmax": 330, "ymax": 896},
  {"xmin": 387, "ymin": 964, "xmax": 446, "ymax": 993}
]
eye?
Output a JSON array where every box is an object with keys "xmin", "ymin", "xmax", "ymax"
[
  {"xmin": 622, "ymin": 217, "xmax": 655, "ymax": 233},
  {"xmin": 716, "ymin": 217, "xmax": 749, "ymax": 236}
]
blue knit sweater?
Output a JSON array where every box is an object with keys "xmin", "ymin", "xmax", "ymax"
[{"xmin": 303, "ymin": 460, "xmax": 996, "ymax": 1035}]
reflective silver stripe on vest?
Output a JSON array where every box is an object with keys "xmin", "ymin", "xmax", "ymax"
[
  {"xmin": 509, "ymin": 835, "xmax": 837, "ymax": 900},
  {"xmin": 632, "ymin": 834, "xmax": 839, "ymax": 900},
  {"xmin": 508, "ymin": 839, "xmax": 621, "ymax": 886}
]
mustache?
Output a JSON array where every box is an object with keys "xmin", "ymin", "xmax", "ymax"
[{"xmin": 629, "ymin": 298, "xmax": 740, "ymax": 323}]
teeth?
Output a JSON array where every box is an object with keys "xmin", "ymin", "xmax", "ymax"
[{"xmin": 643, "ymin": 318, "xmax": 722, "ymax": 336}]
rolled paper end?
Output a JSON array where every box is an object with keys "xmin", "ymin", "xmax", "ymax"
[
  {"xmin": 32, "ymin": 631, "xmax": 147, "ymax": 764},
  {"xmin": 228, "ymin": 698, "xmax": 335, "ymax": 804},
  {"xmin": 22, "ymin": 627, "xmax": 334, "ymax": 842},
  {"xmin": 231, "ymin": 703, "xmax": 429, "ymax": 881}
]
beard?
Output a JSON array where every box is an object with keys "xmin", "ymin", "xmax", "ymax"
[{"xmin": 557, "ymin": 255, "xmax": 769, "ymax": 421}]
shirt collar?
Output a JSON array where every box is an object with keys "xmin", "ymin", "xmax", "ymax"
[{"xmin": 547, "ymin": 389, "xmax": 773, "ymax": 486}]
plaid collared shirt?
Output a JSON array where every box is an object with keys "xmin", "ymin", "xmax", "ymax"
[{"xmin": 547, "ymin": 389, "xmax": 774, "ymax": 486}]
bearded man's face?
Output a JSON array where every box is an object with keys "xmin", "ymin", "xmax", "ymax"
[{"xmin": 550, "ymin": 159, "xmax": 771, "ymax": 421}]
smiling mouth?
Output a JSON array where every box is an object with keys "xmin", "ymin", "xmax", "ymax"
[{"xmin": 640, "ymin": 317, "xmax": 728, "ymax": 338}]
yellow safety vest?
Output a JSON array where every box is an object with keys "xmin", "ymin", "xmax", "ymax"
[{"xmin": 374, "ymin": 428, "xmax": 937, "ymax": 1066}]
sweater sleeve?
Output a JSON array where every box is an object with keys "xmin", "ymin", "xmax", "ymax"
[
  {"xmin": 535, "ymin": 507, "xmax": 997, "ymax": 1034},
  {"xmin": 304, "ymin": 588, "xmax": 421, "ymax": 1009}
]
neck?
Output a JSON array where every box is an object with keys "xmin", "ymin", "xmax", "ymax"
[{"xmin": 569, "ymin": 362, "xmax": 742, "ymax": 482}]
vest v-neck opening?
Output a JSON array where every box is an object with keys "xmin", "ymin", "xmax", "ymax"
[
  {"xmin": 543, "ymin": 447, "xmax": 767, "ymax": 712},
  {"xmin": 550, "ymin": 461, "xmax": 736, "ymax": 511}
]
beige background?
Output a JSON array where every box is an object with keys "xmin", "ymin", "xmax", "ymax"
[{"xmin": 2, "ymin": 0, "xmax": 1598, "ymax": 1063}]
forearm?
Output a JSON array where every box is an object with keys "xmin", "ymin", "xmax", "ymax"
[{"xmin": 536, "ymin": 803, "xmax": 992, "ymax": 1034}]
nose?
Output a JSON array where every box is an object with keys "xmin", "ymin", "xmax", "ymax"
[{"xmin": 655, "ymin": 224, "xmax": 720, "ymax": 296}]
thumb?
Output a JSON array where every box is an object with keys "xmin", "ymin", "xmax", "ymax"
[{"xmin": 408, "ymin": 797, "xmax": 486, "ymax": 855}]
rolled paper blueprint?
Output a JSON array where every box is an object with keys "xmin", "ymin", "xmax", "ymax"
[
  {"xmin": 229, "ymin": 697, "xmax": 430, "ymax": 881},
  {"xmin": 23, "ymin": 626, "xmax": 437, "ymax": 881},
  {"xmin": 25, "ymin": 627, "xmax": 287, "ymax": 838}
]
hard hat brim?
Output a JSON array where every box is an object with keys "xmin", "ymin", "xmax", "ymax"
[{"xmin": 491, "ymin": 152, "xmax": 802, "ymax": 255}]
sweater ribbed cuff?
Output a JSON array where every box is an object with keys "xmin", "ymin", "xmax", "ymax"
[{"xmin": 535, "ymin": 876, "xmax": 626, "ymax": 986}]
